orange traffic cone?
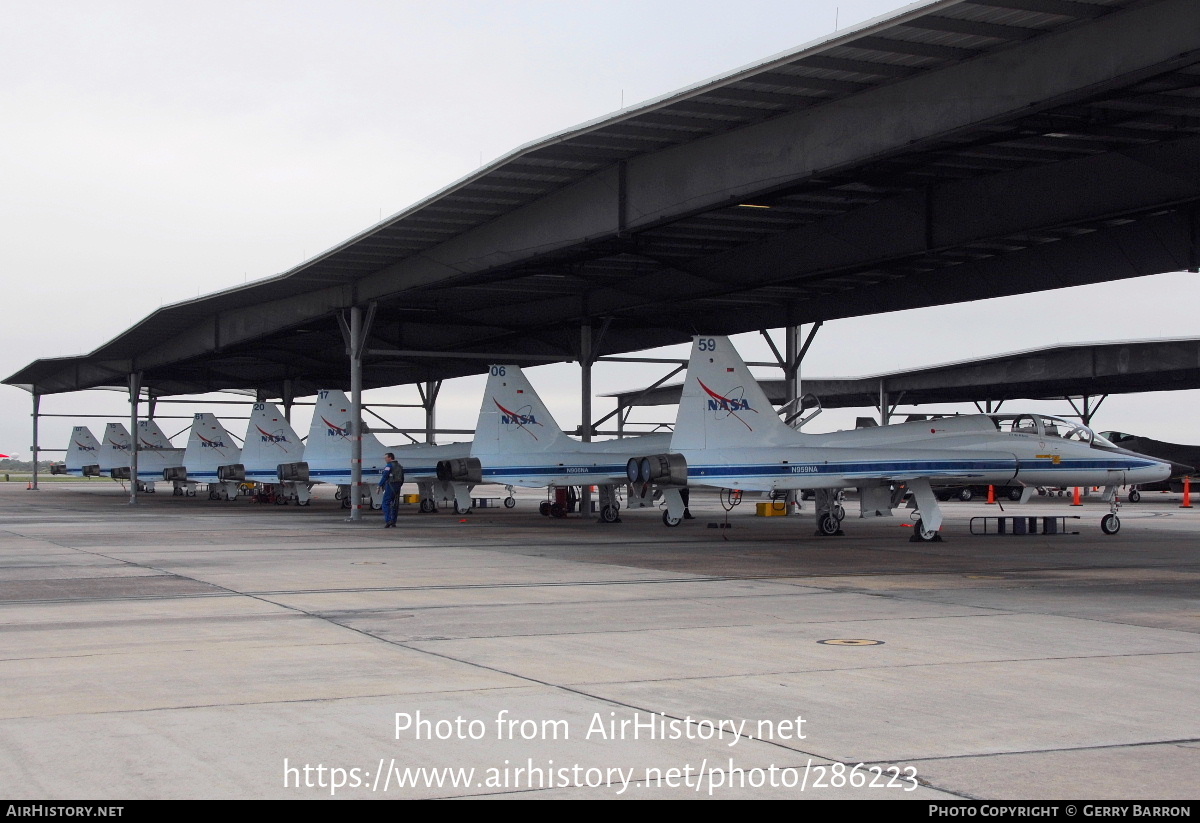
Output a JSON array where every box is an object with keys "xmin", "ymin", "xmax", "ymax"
[
  {"xmin": 987, "ymin": 485, "xmax": 996, "ymax": 505},
  {"xmin": 1182, "ymin": 476, "xmax": 1193, "ymax": 509},
  {"xmin": 1071, "ymin": 487, "xmax": 1082, "ymax": 506}
]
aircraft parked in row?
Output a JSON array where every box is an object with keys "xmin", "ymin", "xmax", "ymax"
[
  {"xmin": 436, "ymin": 365, "xmax": 671, "ymax": 522},
  {"xmin": 624, "ymin": 336, "xmax": 1171, "ymax": 539}
]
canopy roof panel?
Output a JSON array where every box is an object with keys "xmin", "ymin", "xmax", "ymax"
[{"xmin": 9, "ymin": 0, "xmax": 1200, "ymax": 398}]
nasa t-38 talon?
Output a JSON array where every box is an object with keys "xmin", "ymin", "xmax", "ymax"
[
  {"xmin": 52, "ymin": 426, "xmax": 103, "ymax": 477},
  {"xmin": 630, "ymin": 335, "xmax": 1171, "ymax": 539},
  {"xmin": 171, "ymin": 413, "xmax": 243, "ymax": 500},
  {"xmin": 441, "ymin": 364, "xmax": 671, "ymax": 522},
  {"xmin": 221, "ymin": 402, "xmax": 312, "ymax": 505},
  {"xmin": 302, "ymin": 389, "xmax": 472, "ymax": 513}
]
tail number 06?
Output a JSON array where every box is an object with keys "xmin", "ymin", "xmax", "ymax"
[
  {"xmin": 698, "ymin": 338, "xmax": 717, "ymax": 351},
  {"xmin": 490, "ymin": 366, "xmax": 506, "ymax": 376}
]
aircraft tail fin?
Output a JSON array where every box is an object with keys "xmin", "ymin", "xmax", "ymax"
[
  {"xmin": 136, "ymin": 420, "xmax": 175, "ymax": 450},
  {"xmin": 241, "ymin": 403, "xmax": 304, "ymax": 468},
  {"xmin": 182, "ymin": 413, "xmax": 242, "ymax": 471},
  {"xmin": 98, "ymin": 423, "xmax": 131, "ymax": 471},
  {"xmin": 671, "ymin": 335, "xmax": 801, "ymax": 451},
  {"xmin": 303, "ymin": 389, "xmax": 388, "ymax": 475},
  {"xmin": 472, "ymin": 365, "xmax": 575, "ymax": 456},
  {"xmin": 65, "ymin": 426, "xmax": 102, "ymax": 473}
]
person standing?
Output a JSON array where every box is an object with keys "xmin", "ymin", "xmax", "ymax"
[{"xmin": 379, "ymin": 452, "xmax": 404, "ymax": 528}]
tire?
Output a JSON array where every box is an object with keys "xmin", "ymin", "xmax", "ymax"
[
  {"xmin": 186, "ymin": 488, "xmax": 196, "ymax": 497},
  {"xmin": 834, "ymin": 505, "xmax": 846, "ymax": 522},
  {"xmin": 1008, "ymin": 487, "xmax": 1023, "ymax": 501},
  {"xmin": 454, "ymin": 500, "xmax": 471, "ymax": 515},
  {"xmin": 550, "ymin": 502, "xmax": 566, "ymax": 519},
  {"xmin": 957, "ymin": 488, "xmax": 973, "ymax": 502},
  {"xmin": 298, "ymin": 499, "xmax": 310, "ymax": 507},
  {"xmin": 503, "ymin": 496, "xmax": 516, "ymax": 509},
  {"xmin": 419, "ymin": 498, "xmax": 435, "ymax": 513},
  {"xmin": 914, "ymin": 519, "xmax": 939, "ymax": 541},
  {"xmin": 818, "ymin": 513, "xmax": 839, "ymax": 536},
  {"xmin": 662, "ymin": 510, "xmax": 681, "ymax": 527},
  {"xmin": 334, "ymin": 489, "xmax": 343, "ymax": 500},
  {"xmin": 1128, "ymin": 489, "xmax": 1141, "ymax": 503},
  {"xmin": 600, "ymin": 505, "xmax": 619, "ymax": 523},
  {"xmin": 208, "ymin": 489, "xmax": 218, "ymax": 501},
  {"xmin": 1101, "ymin": 513, "xmax": 1121, "ymax": 535},
  {"xmin": 173, "ymin": 487, "xmax": 182, "ymax": 497},
  {"xmin": 539, "ymin": 501, "xmax": 551, "ymax": 517}
]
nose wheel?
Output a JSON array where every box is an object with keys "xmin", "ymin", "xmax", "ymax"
[{"xmin": 1101, "ymin": 513, "xmax": 1121, "ymax": 535}]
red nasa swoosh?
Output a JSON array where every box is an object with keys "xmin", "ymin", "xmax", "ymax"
[
  {"xmin": 493, "ymin": 398, "xmax": 540, "ymax": 440},
  {"xmin": 697, "ymin": 379, "xmax": 757, "ymax": 431}
]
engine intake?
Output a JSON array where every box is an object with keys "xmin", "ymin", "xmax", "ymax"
[
  {"xmin": 626, "ymin": 453, "xmax": 688, "ymax": 487},
  {"xmin": 277, "ymin": 462, "xmax": 309, "ymax": 483},
  {"xmin": 82, "ymin": 465, "xmax": 101, "ymax": 477},
  {"xmin": 163, "ymin": 466, "xmax": 188, "ymax": 482},
  {"xmin": 217, "ymin": 464, "xmax": 245, "ymax": 482},
  {"xmin": 110, "ymin": 467, "xmax": 131, "ymax": 480},
  {"xmin": 436, "ymin": 457, "xmax": 482, "ymax": 484}
]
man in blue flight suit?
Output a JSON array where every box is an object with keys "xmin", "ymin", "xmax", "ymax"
[{"xmin": 379, "ymin": 452, "xmax": 404, "ymax": 528}]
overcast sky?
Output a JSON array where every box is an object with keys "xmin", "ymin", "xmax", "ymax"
[{"xmin": 3, "ymin": 0, "xmax": 1198, "ymax": 459}]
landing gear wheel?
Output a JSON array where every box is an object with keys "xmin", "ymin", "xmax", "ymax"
[
  {"xmin": 454, "ymin": 500, "xmax": 472, "ymax": 515},
  {"xmin": 419, "ymin": 498, "xmax": 436, "ymax": 513},
  {"xmin": 334, "ymin": 489, "xmax": 343, "ymax": 500},
  {"xmin": 1008, "ymin": 487, "xmax": 1023, "ymax": 501},
  {"xmin": 173, "ymin": 487, "xmax": 182, "ymax": 497},
  {"xmin": 600, "ymin": 505, "xmax": 620, "ymax": 523},
  {"xmin": 186, "ymin": 488, "xmax": 196, "ymax": 497},
  {"xmin": 340, "ymin": 496, "xmax": 350, "ymax": 509},
  {"xmin": 550, "ymin": 502, "xmax": 567, "ymax": 518},
  {"xmin": 503, "ymin": 496, "xmax": 516, "ymax": 509},
  {"xmin": 298, "ymin": 499, "xmax": 310, "ymax": 507},
  {"xmin": 834, "ymin": 505, "xmax": 846, "ymax": 522},
  {"xmin": 913, "ymin": 518, "xmax": 941, "ymax": 542},
  {"xmin": 1128, "ymin": 489, "xmax": 1141, "ymax": 503},
  {"xmin": 662, "ymin": 510, "xmax": 682, "ymax": 527},
  {"xmin": 371, "ymin": 500, "xmax": 383, "ymax": 510},
  {"xmin": 208, "ymin": 489, "xmax": 218, "ymax": 500},
  {"xmin": 1101, "ymin": 513, "xmax": 1121, "ymax": 535},
  {"xmin": 957, "ymin": 488, "xmax": 973, "ymax": 502},
  {"xmin": 817, "ymin": 513, "xmax": 840, "ymax": 536},
  {"xmin": 539, "ymin": 501, "xmax": 551, "ymax": 517}
]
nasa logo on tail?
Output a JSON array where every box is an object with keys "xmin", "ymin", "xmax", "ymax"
[
  {"xmin": 73, "ymin": 440, "xmax": 97, "ymax": 452},
  {"xmin": 198, "ymin": 433, "xmax": 229, "ymax": 450},
  {"xmin": 322, "ymin": 417, "xmax": 350, "ymax": 438},
  {"xmin": 257, "ymin": 425, "xmax": 290, "ymax": 445},
  {"xmin": 697, "ymin": 380, "xmax": 758, "ymax": 430},
  {"xmin": 493, "ymin": 399, "xmax": 541, "ymax": 440}
]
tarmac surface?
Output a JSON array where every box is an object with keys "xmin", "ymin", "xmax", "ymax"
[{"xmin": 1, "ymin": 481, "xmax": 1197, "ymax": 799}]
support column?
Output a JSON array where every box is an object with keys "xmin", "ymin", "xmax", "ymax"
[
  {"xmin": 423, "ymin": 380, "xmax": 441, "ymax": 444},
  {"xmin": 580, "ymin": 322, "xmax": 593, "ymax": 520},
  {"xmin": 879, "ymin": 381, "xmax": 890, "ymax": 426},
  {"xmin": 339, "ymin": 302, "xmax": 377, "ymax": 523},
  {"xmin": 349, "ymin": 305, "xmax": 364, "ymax": 522},
  {"xmin": 29, "ymin": 394, "xmax": 40, "ymax": 491},
  {"xmin": 147, "ymin": 395, "xmax": 157, "ymax": 420},
  {"xmin": 282, "ymin": 379, "xmax": 294, "ymax": 423},
  {"xmin": 784, "ymin": 325, "xmax": 800, "ymax": 428},
  {"xmin": 128, "ymin": 372, "xmax": 141, "ymax": 505}
]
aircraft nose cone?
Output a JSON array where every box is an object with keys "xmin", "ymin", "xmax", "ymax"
[{"xmin": 1170, "ymin": 460, "xmax": 1196, "ymax": 478}]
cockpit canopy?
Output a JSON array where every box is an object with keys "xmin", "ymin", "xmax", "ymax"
[{"xmin": 987, "ymin": 413, "xmax": 1113, "ymax": 447}]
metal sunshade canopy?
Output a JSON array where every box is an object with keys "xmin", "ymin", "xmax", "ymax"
[
  {"xmin": 606, "ymin": 338, "xmax": 1200, "ymax": 414},
  {"xmin": 8, "ymin": 0, "xmax": 1200, "ymax": 399}
]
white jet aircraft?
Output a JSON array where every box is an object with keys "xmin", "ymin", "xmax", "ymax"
[
  {"xmin": 625, "ymin": 336, "xmax": 1171, "ymax": 539},
  {"xmin": 126, "ymin": 419, "xmax": 186, "ymax": 493},
  {"xmin": 217, "ymin": 402, "xmax": 312, "ymax": 504},
  {"xmin": 436, "ymin": 365, "xmax": 671, "ymax": 522},
  {"xmin": 299, "ymin": 389, "xmax": 474, "ymax": 513},
  {"xmin": 98, "ymin": 423, "xmax": 132, "ymax": 478},
  {"xmin": 164, "ymin": 413, "xmax": 242, "ymax": 499},
  {"xmin": 51, "ymin": 426, "xmax": 103, "ymax": 477}
]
